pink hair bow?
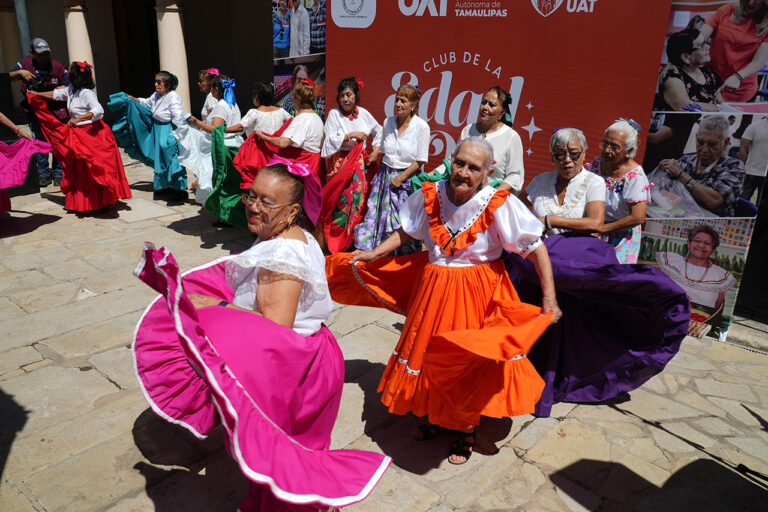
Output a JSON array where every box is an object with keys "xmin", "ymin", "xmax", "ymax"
[
  {"xmin": 206, "ymin": 68, "xmax": 220, "ymax": 75},
  {"xmin": 266, "ymin": 156, "xmax": 323, "ymax": 224}
]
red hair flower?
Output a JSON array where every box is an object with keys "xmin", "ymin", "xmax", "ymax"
[
  {"xmin": 355, "ymin": 78, "xmax": 364, "ymax": 89},
  {"xmin": 76, "ymin": 61, "xmax": 91, "ymax": 72}
]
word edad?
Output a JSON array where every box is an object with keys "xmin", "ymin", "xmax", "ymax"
[
  {"xmin": 455, "ymin": 1, "xmax": 507, "ymax": 17},
  {"xmin": 423, "ymin": 51, "xmax": 502, "ymax": 78},
  {"xmin": 385, "ymin": 71, "xmax": 525, "ymax": 158},
  {"xmin": 399, "ymin": 0, "xmax": 447, "ymax": 16}
]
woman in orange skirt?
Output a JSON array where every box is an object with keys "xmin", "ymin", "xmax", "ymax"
[{"xmin": 326, "ymin": 137, "xmax": 562, "ymax": 464}]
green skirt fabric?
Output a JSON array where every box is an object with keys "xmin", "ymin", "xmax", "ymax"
[{"xmin": 204, "ymin": 125, "xmax": 247, "ymax": 228}]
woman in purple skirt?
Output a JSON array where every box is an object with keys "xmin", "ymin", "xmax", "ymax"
[{"xmin": 506, "ymin": 128, "xmax": 690, "ymax": 417}]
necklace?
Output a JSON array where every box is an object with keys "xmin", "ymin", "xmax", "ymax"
[
  {"xmin": 343, "ymin": 107, "xmax": 358, "ymax": 121},
  {"xmin": 684, "ymin": 257, "xmax": 711, "ymax": 285},
  {"xmin": 267, "ymin": 222, "xmax": 296, "ymax": 241}
]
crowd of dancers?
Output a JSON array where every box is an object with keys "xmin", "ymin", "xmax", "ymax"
[{"xmin": 2, "ymin": 54, "xmax": 692, "ymax": 512}]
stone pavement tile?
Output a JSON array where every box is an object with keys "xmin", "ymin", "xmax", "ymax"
[
  {"xmin": 7, "ymin": 281, "xmax": 81, "ymax": 313},
  {"xmin": 650, "ymin": 428, "xmax": 697, "ymax": 454},
  {"xmin": 662, "ymin": 374, "xmax": 679, "ymax": 394},
  {"xmin": 2, "ymin": 244, "xmax": 75, "ymax": 271},
  {"xmin": 22, "ymin": 359, "xmax": 53, "ymax": 372},
  {"xmin": 40, "ymin": 257, "xmax": 100, "ymax": 280},
  {"xmin": 662, "ymin": 422, "xmax": 715, "ymax": 449},
  {"xmin": 0, "ymin": 369, "xmax": 25, "ymax": 381},
  {"xmin": 706, "ymin": 396, "xmax": 768, "ymax": 428},
  {"xmin": 627, "ymin": 437, "xmax": 666, "ymax": 465},
  {"xmin": 664, "ymin": 351, "xmax": 716, "ymax": 372},
  {"xmin": 373, "ymin": 309, "xmax": 406, "ymax": 335},
  {"xmin": 721, "ymin": 362, "xmax": 768, "ymax": 384},
  {"xmin": 81, "ymin": 246, "xmax": 143, "ymax": 271},
  {"xmin": 0, "ymin": 366, "xmax": 118, "ymax": 438},
  {"xmin": 3, "ymin": 392, "xmax": 147, "ymax": 480},
  {"xmin": 111, "ymin": 198, "xmax": 179, "ymax": 223},
  {"xmin": 616, "ymin": 389, "xmax": 705, "ymax": 421},
  {"xmin": 21, "ymin": 432, "xmax": 150, "ymax": 512},
  {"xmin": 0, "ymin": 285, "xmax": 154, "ymax": 351},
  {"xmin": 672, "ymin": 389, "xmax": 726, "ymax": 417},
  {"xmin": 692, "ymin": 417, "xmax": 744, "ymax": 436},
  {"xmin": 0, "ymin": 346, "xmax": 42, "ymax": 375},
  {"xmin": 639, "ymin": 373, "xmax": 668, "ymax": 394},
  {"xmin": 724, "ymin": 436, "xmax": 768, "ymax": 460},
  {"xmin": 702, "ymin": 340, "xmax": 766, "ymax": 362},
  {"xmin": 40, "ymin": 311, "xmax": 137, "ymax": 360},
  {"xmin": 74, "ymin": 267, "xmax": 141, "ymax": 293},
  {"xmin": 0, "ymin": 481, "xmax": 36, "ymax": 512},
  {"xmin": 332, "ymin": 368, "xmax": 394, "ymax": 450},
  {"xmin": 7, "ymin": 238, "xmax": 63, "ymax": 254},
  {"xmin": 328, "ymin": 305, "xmax": 388, "ymax": 337},
  {"xmin": 440, "ymin": 446, "xmax": 536, "ymax": 509},
  {"xmin": 549, "ymin": 402, "xmax": 578, "ymax": 418},
  {"xmin": 346, "ymin": 466, "xmax": 440, "ymax": 511},
  {"xmin": 0, "ymin": 269, "xmax": 48, "ymax": 295},
  {"xmin": 88, "ymin": 347, "xmax": 137, "ymax": 389},
  {"xmin": 337, "ymin": 324, "xmax": 397, "ymax": 380},
  {"xmin": 510, "ymin": 416, "xmax": 559, "ymax": 451},
  {"xmin": 694, "ymin": 378, "xmax": 756, "ymax": 402},
  {"xmin": 0, "ymin": 296, "xmax": 26, "ymax": 320},
  {"xmin": 523, "ymin": 419, "xmax": 611, "ymax": 472}
]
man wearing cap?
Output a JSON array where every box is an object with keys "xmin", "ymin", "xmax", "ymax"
[{"xmin": 9, "ymin": 38, "xmax": 69, "ymax": 187}]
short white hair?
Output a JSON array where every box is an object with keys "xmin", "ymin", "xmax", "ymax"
[
  {"xmin": 605, "ymin": 120, "xmax": 638, "ymax": 158},
  {"xmin": 453, "ymin": 136, "xmax": 494, "ymax": 171},
  {"xmin": 550, "ymin": 127, "xmax": 587, "ymax": 154},
  {"xmin": 698, "ymin": 115, "xmax": 731, "ymax": 141}
]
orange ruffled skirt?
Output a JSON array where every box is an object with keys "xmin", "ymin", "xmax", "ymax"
[{"xmin": 326, "ymin": 253, "xmax": 551, "ymax": 430}]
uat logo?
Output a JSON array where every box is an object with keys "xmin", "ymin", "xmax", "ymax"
[{"xmin": 531, "ymin": 0, "xmax": 563, "ymax": 17}]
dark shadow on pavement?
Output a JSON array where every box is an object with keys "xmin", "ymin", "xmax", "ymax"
[
  {"xmin": 39, "ymin": 191, "xmax": 66, "ymax": 206},
  {"xmin": 344, "ymin": 359, "xmax": 513, "ymax": 475},
  {"xmin": 551, "ymin": 458, "xmax": 768, "ymax": 511},
  {"xmin": 0, "ymin": 389, "xmax": 28, "ymax": 480},
  {"xmin": 130, "ymin": 180, "xmax": 155, "ymax": 193},
  {"xmin": 742, "ymin": 404, "xmax": 768, "ymax": 433},
  {"xmin": 166, "ymin": 213, "xmax": 252, "ymax": 253},
  {"xmin": 0, "ymin": 212, "xmax": 60, "ymax": 238},
  {"xmin": 132, "ymin": 408, "xmax": 247, "ymax": 511}
]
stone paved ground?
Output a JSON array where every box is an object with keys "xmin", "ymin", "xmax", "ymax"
[{"xmin": 1, "ymin": 154, "xmax": 767, "ymax": 511}]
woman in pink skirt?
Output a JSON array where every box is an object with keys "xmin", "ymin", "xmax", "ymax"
[{"xmin": 133, "ymin": 157, "xmax": 389, "ymax": 511}]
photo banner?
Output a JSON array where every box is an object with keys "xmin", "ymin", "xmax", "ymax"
[{"xmin": 327, "ymin": 0, "xmax": 672, "ymax": 182}]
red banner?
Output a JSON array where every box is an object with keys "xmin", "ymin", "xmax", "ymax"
[{"xmin": 328, "ymin": 0, "xmax": 671, "ymax": 186}]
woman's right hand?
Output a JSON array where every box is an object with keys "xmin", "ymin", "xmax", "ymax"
[
  {"xmin": 721, "ymin": 74, "xmax": 742, "ymax": 93},
  {"xmin": 350, "ymin": 249, "xmax": 379, "ymax": 264},
  {"xmin": 542, "ymin": 296, "xmax": 562, "ymax": 325},
  {"xmin": 187, "ymin": 115, "xmax": 199, "ymax": 126}
]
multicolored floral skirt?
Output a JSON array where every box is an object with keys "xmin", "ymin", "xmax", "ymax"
[
  {"xmin": 354, "ymin": 163, "xmax": 420, "ymax": 255},
  {"xmin": 322, "ymin": 144, "xmax": 370, "ymax": 253},
  {"xmin": 602, "ymin": 225, "xmax": 642, "ymax": 264}
]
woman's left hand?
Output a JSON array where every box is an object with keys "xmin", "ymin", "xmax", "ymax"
[
  {"xmin": 188, "ymin": 293, "xmax": 222, "ymax": 309},
  {"xmin": 391, "ymin": 174, "xmax": 404, "ymax": 189},
  {"xmin": 366, "ymin": 149, "xmax": 380, "ymax": 167},
  {"xmin": 542, "ymin": 296, "xmax": 562, "ymax": 324},
  {"xmin": 67, "ymin": 118, "xmax": 79, "ymax": 127},
  {"xmin": 187, "ymin": 116, "xmax": 199, "ymax": 126}
]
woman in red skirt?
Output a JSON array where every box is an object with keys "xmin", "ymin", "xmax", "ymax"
[{"xmin": 28, "ymin": 61, "xmax": 131, "ymax": 212}]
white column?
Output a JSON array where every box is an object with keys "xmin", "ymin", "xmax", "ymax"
[
  {"xmin": 155, "ymin": 1, "xmax": 190, "ymax": 111},
  {"xmin": 63, "ymin": 0, "xmax": 95, "ymax": 85}
]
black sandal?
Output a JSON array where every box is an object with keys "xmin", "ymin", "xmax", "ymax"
[
  {"xmin": 413, "ymin": 422, "xmax": 444, "ymax": 441},
  {"xmin": 448, "ymin": 429, "xmax": 476, "ymax": 465}
]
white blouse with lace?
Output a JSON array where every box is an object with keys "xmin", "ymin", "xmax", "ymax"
[
  {"xmin": 525, "ymin": 169, "xmax": 605, "ymax": 235},
  {"xmin": 400, "ymin": 181, "xmax": 544, "ymax": 267},
  {"xmin": 225, "ymin": 230, "xmax": 332, "ymax": 336}
]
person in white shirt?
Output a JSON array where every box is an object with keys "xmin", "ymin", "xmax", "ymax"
[
  {"xmin": 182, "ymin": 74, "xmax": 244, "ymax": 205},
  {"xmin": 355, "ymin": 84, "xmax": 429, "ymax": 254},
  {"xmin": 289, "ymin": 0, "xmax": 310, "ymax": 57},
  {"xmin": 132, "ymin": 72, "xmax": 183, "ymax": 123},
  {"xmin": 197, "ymin": 67, "xmax": 219, "ymax": 120},
  {"xmin": 430, "ymin": 86, "xmax": 524, "ymax": 194},
  {"xmin": 524, "ymin": 127, "xmax": 605, "ymax": 236},
  {"xmin": 256, "ymin": 79, "xmax": 324, "ymax": 155},
  {"xmin": 226, "ymin": 81, "xmax": 293, "ymax": 137},
  {"xmin": 739, "ymin": 115, "xmax": 768, "ymax": 204},
  {"xmin": 319, "ymin": 77, "xmax": 382, "ymax": 252},
  {"xmin": 28, "ymin": 61, "xmax": 131, "ymax": 211}
]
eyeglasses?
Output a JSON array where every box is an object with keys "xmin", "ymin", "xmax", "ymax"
[
  {"xmin": 691, "ymin": 238, "xmax": 714, "ymax": 247},
  {"xmin": 552, "ymin": 150, "xmax": 584, "ymax": 162},
  {"xmin": 600, "ymin": 141, "xmax": 625, "ymax": 152},
  {"xmin": 242, "ymin": 193, "xmax": 292, "ymax": 211},
  {"xmin": 154, "ymin": 80, "xmax": 164, "ymax": 85}
]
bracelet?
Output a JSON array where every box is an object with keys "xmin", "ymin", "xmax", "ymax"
[
  {"xmin": 733, "ymin": 71, "xmax": 743, "ymax": 84},
  {"xmin": 544, "ymin": 215, "xmax": 552, "ymax": 230},
  {"xmin": 218, "ymin": 300, "xmax": 228, "ymax": 307},
  {"xmin": 685, "ymin": 179, "xmax": 696, "ymax": 192}
]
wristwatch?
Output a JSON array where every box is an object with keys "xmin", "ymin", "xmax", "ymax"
[{"xmin": 685, "ymin": 179, "xmax": 696, "ymax": 192}]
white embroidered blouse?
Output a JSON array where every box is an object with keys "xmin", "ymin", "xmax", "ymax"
[
  {"xmin": 139, "ymin": 91, "xmax": 183, "ymax": 123},
  {"xmin": 400, "ymin": 181, "xmax": 544, "ymax": 267},
  {"xmin": 321, "ymin": 106, "xmax": 382, "ymax": 158},
  {"xmin": 525, "ymin": 169, "xmax": 605, "ymax": 235},
  {"xmin": 225, "ymin": 230, "xmax": 332, "ymax": 336}
]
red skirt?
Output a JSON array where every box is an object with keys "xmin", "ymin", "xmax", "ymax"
[{"xmin": 28, "ymin": 93, "xmax": 132, "ymax": 212}]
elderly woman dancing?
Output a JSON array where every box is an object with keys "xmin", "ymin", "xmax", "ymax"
[
  {"xmin": 109, "ymin": 71, "xmax": 187, "ymax": 203},
  {"xmin": 320, "ymin": 77, "xmax": 382, "ymax": 253},
  {"xmin": 588, "ymin": 120, "xmax": 651, "ymax": 264},
  {"xmin": 327, "ymin": 137, "xmax": 561, "ymax": 464},
  {"xmin": 29, "ymin": 62, "xmax": 131, "ymax": 212},
  {"xmin": 503, "ymin": 129, "xmax": 690, "ymax": 417},
  {"xmin": 133, "ymin": 159, "xmax": 389, "ymax": 511}
]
